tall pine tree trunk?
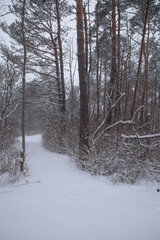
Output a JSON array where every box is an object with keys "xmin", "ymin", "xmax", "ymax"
[
  {"xmin": 87, "ymin": 0, "xmax": 92, "ymax": 115},
  {"xmin": 130, "ymin": 0, "xmax": 150, "ymax": 118},
  {"xmin": 55, "ymin": 0, "xmax": 66, "ymax": 136},
  {"xmin": 50, "ymin": 33, "xmax": 61, "ymax": 108},
  {"xmin": 140, "ymin": 26, "xmax": 149, "ymax": 124},
  {"xmin": 108, "ymin": 0, "xmax": 116, "ymax": 124},
  {"xmin": 21, "ymin": 0, "xmax": 26, "ymax": 172},
  {"xmin": 96, "ymin": 0, "xmax": 100, "ymax": 123},
  {"xmin": 76, "ymin": 0, "xmax": 89, "ymax": 163},
  {"xmin": 83, "ymin": 5, "xmax": 88, "ymax": 76},
  {"xmin": 115, "ymin": 0, "xmax": 121, "ymax": 120}
]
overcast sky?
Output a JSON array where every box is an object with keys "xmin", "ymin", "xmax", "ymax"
[{"xmin": 0, "ymin": 0, "xmax": 11, "ymax": 15}]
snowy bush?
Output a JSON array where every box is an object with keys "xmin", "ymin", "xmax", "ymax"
[
  {"xmin": 0, "ymin": 147, "xmax": 21, "ymax": 185},
  {"xmin": 75, "ymin": 132, "xmax": 160, "ymax": 184},
  {"xmin": 0, "ymin": 129, "xmax": 22, "ymax": 185}
]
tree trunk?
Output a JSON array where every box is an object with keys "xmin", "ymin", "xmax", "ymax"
[
  {"xmin": 117, "ymin": 0, "xmax": 120, "ymax": 86},
  {"xmin": 83, "ymin": 5, "xmax": 88, "ymax": 76},
  {"xmin": 115, "ymin": 0, "xmax": 120, "ymax": 120},
  {"xmin": 76, "ymin": 0, "xmax": 89, "ymax": 162},
  {"xmin": 130, "ymin": 0, "xmax": 150, "ymax": 118},
  {"xmin": 68, "ymin": 43, "xmax": 74, "ymax": 122},
  {"xmin": 21, "ymin": 0, "xmax": 27, "ymax": 172},
  {"xmin": 140, "ymin": 23, "xmax": 149, "ymax": 123},
  {"xmin": 96, "ymin": 0, "xmax": 100, "ymax": 123},
  {"xmin": 55, "ymin": 0, "xmax": 66, "ymax": 135},
  {"xmin": 50, "ymin": 33, "xmax": 61, "ymax": 108},
  {"xmin": 50, "ymin": 33, "xmax": 63, "ymax": 147},
  {"xmin": 108, "ymin": 0, "xmax": 116, "ymax": 124},
  {"xmin": 103, "ymin": 57, "xmax": 107, "ymax": 119},
  {"xmin": 87, "ymin": 0, "xmax": 92, "ymax": 116}
]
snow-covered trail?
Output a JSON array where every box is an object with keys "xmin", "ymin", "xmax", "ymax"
[{"xmin": 0, "ymin": 135, "xmax": 160, "ymax": 240}]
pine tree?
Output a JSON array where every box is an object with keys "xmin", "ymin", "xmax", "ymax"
[{"xmin": 76, "ymin": 0, "xmax": 89, "ymax": 164}]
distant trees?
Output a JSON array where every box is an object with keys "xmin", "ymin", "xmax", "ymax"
[{"xmin": 26, "ymin": 0, "xmax": 70, "ymax": 152}]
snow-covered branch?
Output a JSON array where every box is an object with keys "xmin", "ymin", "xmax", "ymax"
[
  {"xmin": 5, "ymin": 103, "xmax": 19, "ymax": 119},
  {"xmin": 91, "ymin": 99, "xmax": 144, "ymax": 142},
  {"xmin": 122, "ymin": 133, "xmax": 160, "ymax": 139},
  {"xmin": 91, "ymin": 93, "xmax": 125, "ymax": 139},
  {"xmin": 104, "ymin": 106, "xmax": 145, "ymax": 132}
]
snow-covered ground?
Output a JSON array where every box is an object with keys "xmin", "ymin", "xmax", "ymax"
[{"xmin": 0, "ymin": 135, "xmax": 160, "ymax": 240}]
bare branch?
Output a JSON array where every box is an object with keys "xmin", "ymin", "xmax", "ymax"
[
  {"xmin": 5, "ymin": 103, "xmax": 19, "ymax": 119},
  {"xmin": 122, "ymin": 133, "xmax": 160, "ymax": 140},
  {"xmin": 91, "ymin": 93, "xmax": 125, "ymax": 139}
]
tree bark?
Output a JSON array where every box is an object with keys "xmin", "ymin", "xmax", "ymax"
[
  {"xmin": 96, "ymin": 0, "xmax": 100, "ymax": 123},
  {"xmin": 140, "ymin": 24, "xmax": 149, "ymax": 123},
  {"xmin": 117, "ymin": 0, "xmax": 120, "ymax": 86},
  {"xmin": 21, "ymin": 0, "xmax": 27, "ymax": 172},
  {"xmin": 76, "ymin": 0, "xmax": 89, "ymax": 162},
  {"xmin": 108, "ymin": 0, "xmax": 116, "ymax": 124},
  {"xmin": 55, "ymin": 0, "xmax": 66, "ymax": 134},
  {"xmin": 103, "ymin": 57, "xmax": 107, "ymax": 119},
  {"xmin": 115, "ymin": 0, "xmax": 121, "ymax": 120},
  {"xmin": 87, "ymin": 0, "xmax": 92, "ymax": 115},
  {"xmin": 50, "ymin": 33, "xmax": 61, "ymax": 108},
  {"xmin": 130, "ymin": 0, "xmax": 150, "ymax": 118},
  {"xmin": 83, "ymin": 5, "xmax": 88, "ymax": 76}
]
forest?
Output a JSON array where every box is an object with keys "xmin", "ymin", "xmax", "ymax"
[{"xmin": 0, "ymin": 0, "xmax": 160, "ymax": 184}]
